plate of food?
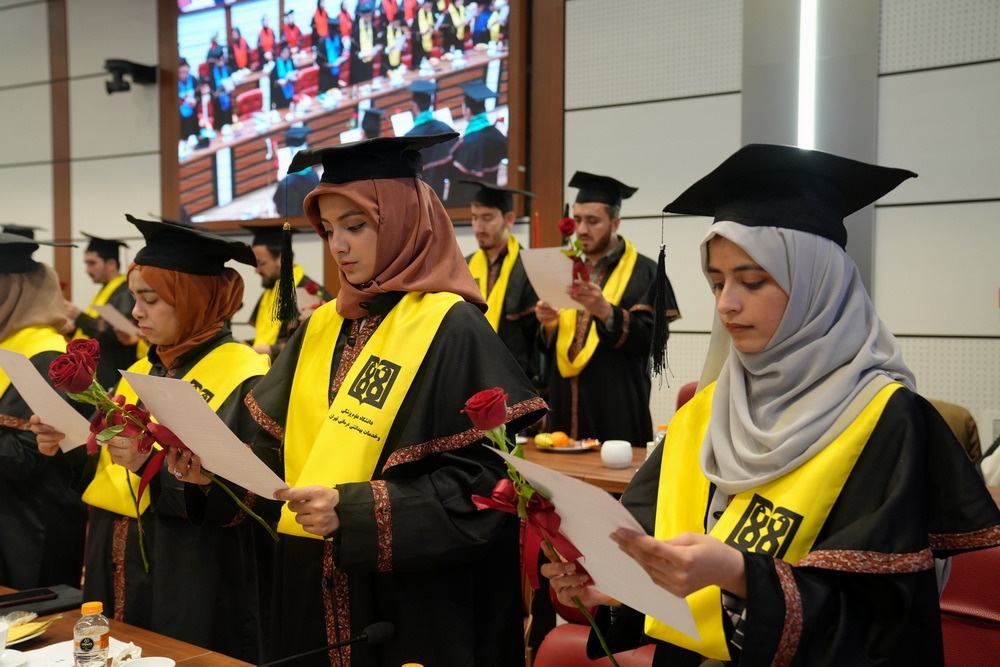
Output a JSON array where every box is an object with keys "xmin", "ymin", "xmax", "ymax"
[{"xmin": 534, "ymin": 432, "xmax": 600, "ymax": 453}]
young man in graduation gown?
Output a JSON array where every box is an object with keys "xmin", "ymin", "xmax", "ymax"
[
  {"xmin": 464, "ymin": 180, "xmax": 546, "ymax": 389},
  {"xmin": 448, "ymin": 81, "xmax": 508, "ymax": 207},
  {"xmin": 348, "ymin": 2, "xmax": 383, "ymax": 84},
  {"xmin": 0, "ymin": 232, "xmax": 89, "ymax": 590},
  {"xmin": 65, "ymin": 233, "xmax": 142, "ymax": 389},
  {"xmin": 190, "ymin": 134, "xmax": 547, "ymax": 667},
  {"xmin": 273, "ymin": 125, "xmax": 321, "ymax": 217},
  {"xmin": 245, "ymin": 224, "xmax": 331, "ymax": 360},
  {"xmin": 536, "ymin": 172, "xmax": 680, "ymax": 448},
  {"xmin": 402, "ymin": 80, "xmax": 456, "ymax": 198}
]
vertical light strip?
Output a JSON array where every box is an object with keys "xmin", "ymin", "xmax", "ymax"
[{"xmin": 798, "ymin": 0, "xmax": 818, "ymax": 148}]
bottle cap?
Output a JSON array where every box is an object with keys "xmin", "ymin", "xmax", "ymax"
[
  {"xmin": 657, "ymin": 424, "xmax": 669, "ymax": 430},
  {"xmin": 81, "ymin": 601, "xmax": 104, "ymax": 615}
]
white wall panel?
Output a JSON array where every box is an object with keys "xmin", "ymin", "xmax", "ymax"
[
  {"xmin": 0, "ymin": 84, "xmax": 52, "ymax": 166},
  {"xmin": 877, "ymin": 61, "xmax": 1000, "ymax": 204},
  {"xmin": 873, "ymin": 201, "xmax": 1000, "ymax": 337},
  {"xmin": 898, "ymin": 336, "xmax": 1000, "ymax": 423},
  {"xmin": 565, "ymin": 0, "xmax": 741, "ymax": 109},
  {"xmin": 70, "ymin": 153, "xmax": 161, "ymax": 243},
  {"xmin": 68, "ymin": 74, "xmax": 160, "ymax": 159},
  {"xmin": 564, "ymin": 95, "xmax": 741, "ymax": 218},
  {"xmin": 66, "ymin": 0, "xmax": 159, "ymax": 79},
  {"xmin": 0, "ymin": 163, "xmax": 54, "ymax": 235},
  {"xmin": 0, "ymin": 2, "xmax": 50, "ymax": 86},
  {"xmin": 879, "ymin": 0, "xmax": 1000, "ymax": 74}
]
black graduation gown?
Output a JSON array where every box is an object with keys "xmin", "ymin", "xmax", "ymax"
[
  {"xmin": 585, "ymin": 389, "xmax": 1000, "ymax": 666},
  {"xmin": 0, "ymin": 348, "xmax": 89, "ymax": 589},
  {"xmin": 81, "ymin": 330, "xmax": 269, "ymax": 663},
  {"xmin": 448, "ymin": 125, "xmax": 508, "ymax": 207},
  {"xmin": 349, "ymin": 21, "xmax": 383, "ymax": 85},
  {"xmin": 404, "ymin": 118, "xmax": 458, "ymax": 197},
  {"xmin": 74, "ymin": 279, "xmax": 139, "ymax": 390},
  {"xmin": 202, "ymin": 292, "xmax": 547, "ymax": 667},
  {"xmin": 542, "ymin": 239, "xmax": 663, "ymax": 447}
]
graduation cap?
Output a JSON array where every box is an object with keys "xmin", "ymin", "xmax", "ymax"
[
  {"xmin": 0, "ymin": 231, "xmax": 53, "ymax": 273},
  {"xmin": 357, "ymin": 1, "xmax": 375, "ymax": 13},
  {"xmin": 360, "ymin": 108, "xmax": 385, "ymax": 139},
  {"xmin": 127, "ymin": 214, "xmax": 256, "ymax": 276},
  {"xmin": 569, "ymin": 171, "xmax": 638, "ymax": 209},
  {"xmin": 1, "ymin": 224, "xmax": 42, "ymax": 240},
  {"xmin": 408, "ymin": 80, "xmax": 437, "ymax": 108},
  {"xmin": 661, "ymin": 143, "xmax": 917, "ymax": 249},
  {"xmin": 288, "ymin": 132, "xmax": 460, "ymax": 184},
  {"xmin": 82, "ymin": 232, "xmax": 129, "ymax": 261},
  {"xmin": 284, "ymin": 9, "xmax": 295, "ymax": 17},
  {"xmin": 460, "ymin": 179, "xmax": 535, "ymax": 214},
  {"xmin": 460, "ymin": 81, "xmax": 497, "ymax": 107},
  {"xmin": 286, "ymin": 124, "xmax": 311, "ymax": 148},
  {"xmin": 207, "ymin": 46, "xmax": 225, "ymax": 61},
  {"xmin": 242, "ymin": 223, "xmax": 299, "ymax": 249}
]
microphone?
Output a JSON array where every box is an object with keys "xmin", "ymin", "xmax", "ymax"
[{"xmin": 258, "ymin": 622, "xmax": 394, "ymax": 666}]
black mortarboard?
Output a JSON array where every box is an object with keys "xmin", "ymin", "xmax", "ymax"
[
  {"xmin": 284, "ymin": 9, "xmax": 294, "ymax": 17},
  {"xmin": 460, "ymin": 81, "xmax": 498, "ymax": 104},
  {"xmin": 569, "ymin": 171, "xmax": 638, "ymax": 209},
  {"xmin": 286, "ymin": 124, "xmax": 311, "ymax": 147},
  {"xmin": 288, "ymin": 133, "xmax": 460, "ymax": 184},
  {"xmin": 242, "ymin": 223, "xmax": 299, "ymax": 248},
  {"xmin": 661, "ymin": 143, "xmax": 917, "ymax": 248},
  {"xmin": 127, "ymin": 214, "xmax": 255, "ymax": 276},
  {"xmin": 207, "ymin": 46, "xmax": 225, "ymax": 61},
  {"xmin": 82, "ymin": 232, "xmax": 129, "ymax": 260},
  {"xmin": 357, "ymin": 2, "xmax": 374, "ymax": 13},
  {"xmin": 460, "ymin": 179, "xmax": 535, "ymax": 214},
  {"xmin": 0, "ymin": 232, "xmax": 53, "ymax": 273},
  {"xmin": 360, "ymin": 108, "xmax": 384, "ymax": 138},
  {"xmin": 408, "ymin": 80, "xmax": 437, "ymax": 107},
  {"xmin": 1, "ymin": 224, "xmax": 42, "ymax": 240}
]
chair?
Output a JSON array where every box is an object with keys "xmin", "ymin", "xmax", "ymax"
[
  {"xmin": 235, "ymin": 88, "xmax": 263, "ymax": 116},
  {"xmin": 676, "ymin": 381, "xmax": 698, "ymax": 411},
  {"xmin": 533, "ymin": 623, "xmax": 655, "ymax": 667},
  {"xmin": 940, "ymin": 545, "xmax": 1000, "ymax": 666},
  {"xmin": 293, "ymin": 64, "xmax": 320, "ymax": 101}
]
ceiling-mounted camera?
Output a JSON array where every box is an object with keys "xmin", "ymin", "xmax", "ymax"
[{"xmin": 104, "ymin": 59, "xmax": 158, "ymax": 95}]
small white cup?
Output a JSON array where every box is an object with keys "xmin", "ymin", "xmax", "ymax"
[
  {"xmin": 0, "ymin": 620, "xmax": 9, "ymax": 659},
  {"xmin": 601, "ymin": 440, "xmax": 633, "ymax": 469}
]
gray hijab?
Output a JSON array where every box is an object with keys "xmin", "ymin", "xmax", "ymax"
[{"xmin": 697, "ymin": 220, "xmax": 916, "ymax": 494}]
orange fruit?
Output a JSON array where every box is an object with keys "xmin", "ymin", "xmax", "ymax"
[{"xmin": 550, "ymin": 431, "xmax": 570, "ymax": 447}]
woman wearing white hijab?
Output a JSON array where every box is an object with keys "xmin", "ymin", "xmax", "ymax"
[{"xmin": 543, "ymin": 145, "xmax": 1000, "ymax": 666}]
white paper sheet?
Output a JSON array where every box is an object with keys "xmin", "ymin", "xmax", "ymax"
[
  {"xmin": 120, "ymin": 372, "xmax": 288, "ymax": 498},
  {"xmin": 518, "ymin": 248, "xmax": 581, "ymax": 311},
  {"xmin": 494, "ymin": 448, "xmax": 700, "ymax": 640},
  {"xmin": 0, "ymin": 348, "xmax": 91, "ymax": 452},
  {"xmin": 93, "ymin": 304, "xmax": 140, "ymax": 338}
]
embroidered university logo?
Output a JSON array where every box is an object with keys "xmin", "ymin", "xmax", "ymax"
[
  {"xmin": 348, "ymin": 355, "xmax": 401, "ymax": 409},
  {"xmin": 189, "ymin": 378, "xmax": 215, "ymax": 403},
  {"xmin": 725, "ymin": 493, "xmax": 803, "ymax": 559}
]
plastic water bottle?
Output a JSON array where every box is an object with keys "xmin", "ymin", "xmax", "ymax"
[
  {"xmin": 73, "ymin": 601, "xmax": 110, "ymax": 667},
  {"xmin": 652, "ymin": 423, "xmax": 668, "ymax": 449}
]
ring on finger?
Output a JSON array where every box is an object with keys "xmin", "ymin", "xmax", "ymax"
[{"xmin": 174, "ymin": 470, "xmax": 183, "ymax": 479}]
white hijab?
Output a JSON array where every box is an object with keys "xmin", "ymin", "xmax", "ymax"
[{"xmin": 698, "ymin": 220, "xmax": 916, "ymax": 494}]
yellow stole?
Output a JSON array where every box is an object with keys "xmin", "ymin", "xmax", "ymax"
[
  {"xmin": 253, "ymin": 264, "xmax": 305, "ymax": 347},
  {"xmin": 449, "ymin": 3, "xmax": 467, "ymax": 39},
  {"xmin": 646, "ymin": 382, "xmax": 903, "ymax": 659},
  {"xmin": 386, "ymin": 25, "xmax": 404, "ymax": 67},
  {"xmin": 489, "ymin": 11, "xmax": 501, "ymax": 42},
  {"xmin": 554, "ymin": 239, "xmax": 637, "ymax": 378},
  {"xmin": 280, "ymin": 292, "xmax": 460, "ymax": 539},
  {"xmin": 81, "ymin": 343, "xmax": 270, "ymax": 518},
  {"xmin": 73, "ymin": 275, "xmax": 127, "ymax": 340},
  {"xmin": 0, "ymin": 325, "xmax": 68, "ymax": 397},
  {"xmin": 360, "ymin": 20, "xmax": 374, "ymax": 62},
  {"xmin": 418, "ymin": 10, "xmax": 434, "ymax": 51},
  {"xmin": 467, "ymin": 234, "xmax": 518, "ymax": 332}
]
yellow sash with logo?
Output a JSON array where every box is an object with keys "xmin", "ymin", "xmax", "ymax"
[
  {"xmin": 360, "ymin": 20, "xmax": 375, "ymax": 62},
  {"xmin": 386, "ymin": 26, "xmax": 404, "ymax": 68},
  {"xmin": 81, "ymin": 343, "xmax": 270, "ymax": 518},
  {"xmin": 418, "ymin": 10, "xmax": 434, "ymax": 52},
  {"xmin": 555, "ymin": 239, "xmax": 637, "ymax": 378},
  {"xmin": 0, "ymin": 325, "xmax": 68, "ymax": 398},
  {"xmin": 468, "ymin": 235, "xmax": 519, "ymax": 332},
  {"xmin": 253, "ymin": 264, "xmax": 305, "ymax": 348},
  {"xmin": 645, "ymin": 381, "xmax": 902, "ymax": 658},
  {"xmin": 280, "ymin": 292, "xmax": 460, "ymax": 539},
  {"xmin": 73, "ymin": 275, "xmax": 127, "ymax": 341},
  {"xmin": 449, "ymin": 4, "xmax": 467, "ymax": 39}
]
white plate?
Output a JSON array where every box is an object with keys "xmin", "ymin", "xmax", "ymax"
[
  {"xmin": 0, "ymin": 649, "xmax": 28, "ymax": 667},
  {"xmin": 4, "ymin": 628, "xmax": 45, "ymax": 647}
]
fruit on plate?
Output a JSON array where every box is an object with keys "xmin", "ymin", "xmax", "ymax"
[
  {"xmin": 550, "ymin": 431, "xmax": 570, "ymax": 447},
  {"xmin": 535, "ymin": 432, "xmax": 553, "ymax": 447}
]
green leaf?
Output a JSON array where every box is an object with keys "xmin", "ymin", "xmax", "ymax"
[{"xmin": 97, "ymin": 425, "xmax": 125, "ymax": 442}]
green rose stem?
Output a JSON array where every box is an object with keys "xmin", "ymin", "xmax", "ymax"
[
  {"xmin": 199, "ymin": 469, "xmax": 280, "ymax": 541},
  {"xmin": 482, "ymin": 426, "xmax": 620, "ymax": 667}
]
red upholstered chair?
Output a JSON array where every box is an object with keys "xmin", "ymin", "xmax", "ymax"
[
  {"xmin": 293, "ymin": 64, "xmax": 320, "ymax": 101},
  {"xmin": 533, "ymin": 623, "xmax": 656, "ymax": 667},
  {"xmin": 299, "ymin": 32, "xmax": 312, "ymax": 50},
  {"xmin": 235, "ymin": 88, "xmax": 263, "ymax": 116},
  {"xmin": 940, "ymin": 546, "xmax": 1000, "ymax": 666},
  {"xmin": 676, "ymin": 381, "xmax": 698, "ymax": 411}
]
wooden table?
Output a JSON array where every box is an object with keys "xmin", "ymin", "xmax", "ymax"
[
  {"xmin": 0, "ymin": 588, "xmax": 251, "ymax": 667},
  {"xmin": 520, "ymin": 440, "xmax": 645, "ymax": 495}
]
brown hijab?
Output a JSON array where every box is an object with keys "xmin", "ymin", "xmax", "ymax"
[
  {"xmin": 302, "ymin": 176, "xmax": 486, "ymax": 319},
  {"xmin": 128, "ymin": 263, "xmax": 244, "ymax": 370},
  {"xmin": 0, "ymin": 264, "xmax": 68, "ymax": 341}
]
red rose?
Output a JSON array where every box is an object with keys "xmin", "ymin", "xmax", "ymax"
[
  {"xmin": 557, "ymin": 217, "xmax": 576, "ymax": 238},
  {"xmin": 571, "ymin": 258, "xmax": 590, "ymax": 283},
  {"xmin": 304, "ymin": 281, "xmax": 320, "ymax": 295},
  {"xmin": 48, "ymin": 352, "xmax": 96, "ymax": 394},
  {"xmin": 462, "ymin": 387, "xmax": 509, "ymax": 431},
  {"xmin": 147, "ymin": 422, "xmax": 188, "ymax": 451},
  {"xmin": 67, "ymin": 338, "xmax": 101, "ymax": 366}
]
